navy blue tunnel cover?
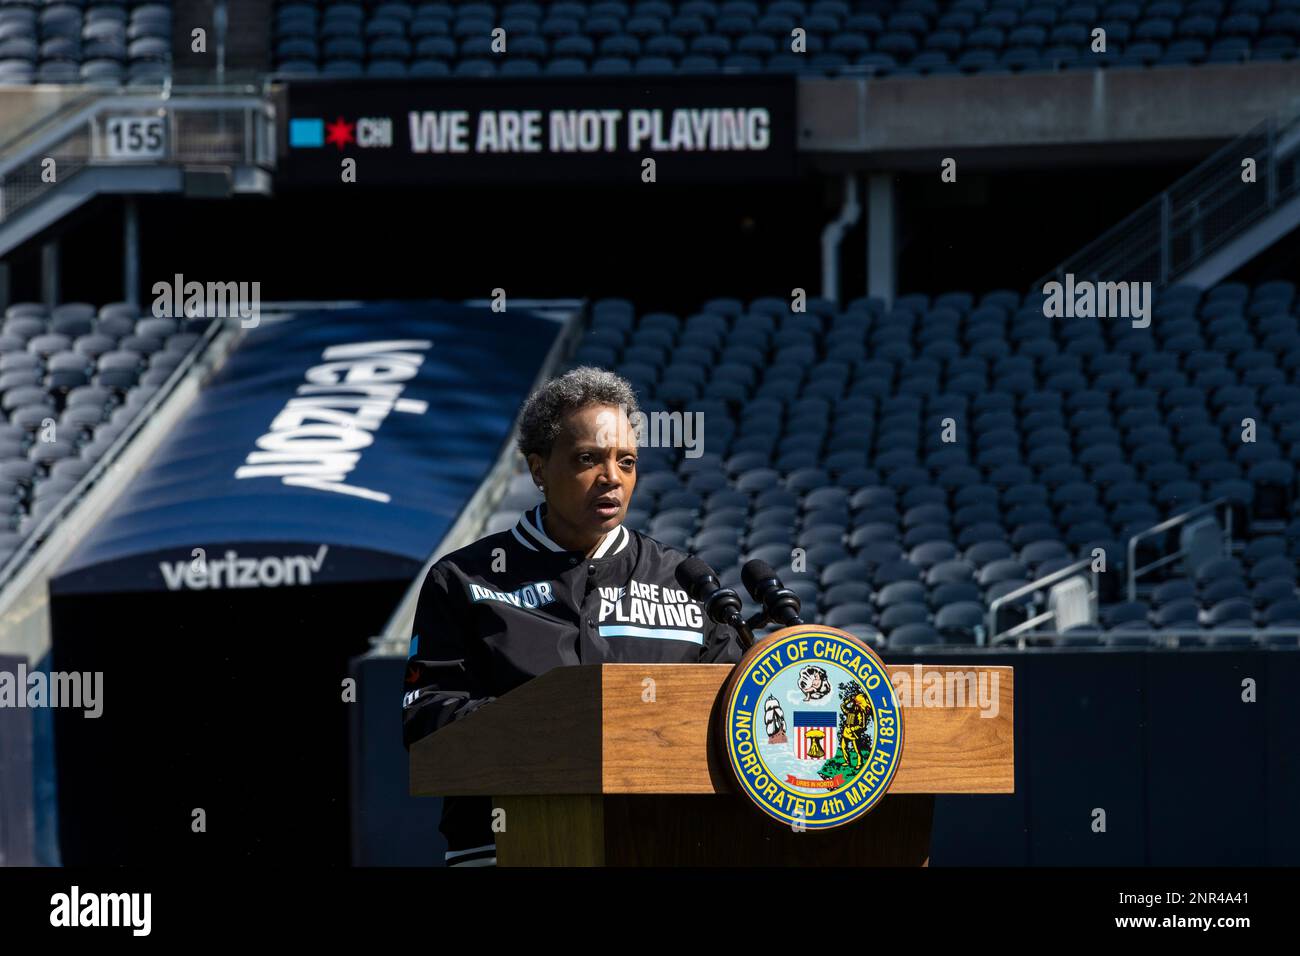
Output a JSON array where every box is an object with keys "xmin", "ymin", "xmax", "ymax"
[{"xmin": 51, "ymin": 301, "xmax": 560, "ymax": 596}]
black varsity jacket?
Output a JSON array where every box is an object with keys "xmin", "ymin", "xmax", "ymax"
[{"xmin": 401, "ymin": 501, "xmax": 745, "ymax": 865}]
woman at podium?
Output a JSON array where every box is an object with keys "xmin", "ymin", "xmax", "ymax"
[{"xmin": 401, "ymin": 366, "xmax": 744, "ymax": 866}]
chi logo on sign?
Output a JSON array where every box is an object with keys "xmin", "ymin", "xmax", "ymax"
[{"xmin": 722, "ymin": 626, "xmax": 903, "ymax": 829}]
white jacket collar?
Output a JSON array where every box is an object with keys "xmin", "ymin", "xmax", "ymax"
[{"xmin": 511, "ymin": 502, "xmax": 629, "ymax": 558}]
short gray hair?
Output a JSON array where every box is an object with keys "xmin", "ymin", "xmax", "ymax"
[{"xmin": 516, "ymin": 366, "xmax": 640, "ymax": 459}]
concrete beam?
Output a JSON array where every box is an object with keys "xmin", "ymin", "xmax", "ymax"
[
  {"xmin": 867, "ymin": 173, "xmax": 896, "ymax": 306},
  {"xmin": 40, "ymin": 238, "xmax": 57, "ymax": 308},
  {"xmin": 800, "ymin": 63, "xmax": 1300, "ymax": 168},
  {"xmin": 124, "ymin": 196, "xmax": 139, "ymax": 307}
]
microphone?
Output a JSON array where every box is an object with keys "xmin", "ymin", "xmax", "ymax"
[
  {"xmin": 741, "ymin": 559, "xmax": 804, "ymax": 628},
  {"xmin": 676, "ymin": 557, "xmax": 755, "ymax": 650}
]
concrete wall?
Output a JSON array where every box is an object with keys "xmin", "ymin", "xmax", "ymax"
[
  {"xmin": 802, "ymin": 63, "xmax": 1300, "ymax": 169},
  {"xmin": 914, "ymin": 646, "xmax": 1300, "ymax": 866}
]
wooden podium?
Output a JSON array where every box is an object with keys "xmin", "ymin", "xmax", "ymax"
[{"xmin": 410, "ymin": 661, "xmax": 1013, "ymax": 866}]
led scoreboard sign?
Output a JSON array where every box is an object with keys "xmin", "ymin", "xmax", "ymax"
[{"xmin": 283, "ymin": 74, "xmax": 796, "ymax": 185}]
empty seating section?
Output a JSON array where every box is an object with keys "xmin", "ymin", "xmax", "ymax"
[
  {"xmin": 271, "ymin": 0, "xmax": 1300, "ymax": 79},
  {"xmin": 5, "ymin": 0, "xmax": 1300, "ymax": 84},
  {"xmin": 493, "ymin": 281, "xmax": 1300, "ymax": 650},
  {"xmin": 0, "ymin": 300, "xmax": 208, "ymax": 572},
  {"xmin": 0, "ymin": 0, "xmax": 171, "ymax": 85},
  {"xmin": 8, "ymin": 0, "xmax": 1298, "ymax": 83}
]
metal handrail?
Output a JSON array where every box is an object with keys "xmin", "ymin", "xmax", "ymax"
[
  {"xmin": 1034, "ymin": 107, "xmax": 1300, "ymax": 291},
  {"xmin": 987, "ymin": 557, "xmax": 1097, "ymax": 647},
  {"xmin": 0, "ymin": 94, "xmax": 275, "ymax": 174},
  {"xmin": 0, "ymin": 92, "xmax": 276, "ymax": 227},
  {"xmin": 0, "ymin": 88, "xmax": 106, "ymax": 158},
  {"xmin": 1125, "ymin": 497, "xmax": 1233, "ymax": 601},
  {"xmin": 0, "ymin": 317, "xmax": 229, "ymax": 595}
]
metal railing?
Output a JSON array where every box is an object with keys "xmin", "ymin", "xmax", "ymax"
[
  {"xmin": 1034, "ymin": 108, "xmax": 1300, "ymax": 290},
  {"xmin": 0, "ymin": 86, "xmax": 276, "ymax": 226},
  {"xmin": 0, "ymin": 317, "xmax": 231, "ymax": 595},
  {"xmin": 1126, "ymin": 497, "xmax": 1233, "ymax": 601},
  {"xmin": 0, "ymin": 88, "xmax": 105, "ymax": 160},
  {"xmin": 988, "ymin": 557, "xmax": 1098, "ymax": 646}
]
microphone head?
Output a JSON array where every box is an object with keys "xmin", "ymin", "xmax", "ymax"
[
  {"xmin": 676, "ymin": 556, "xmax": 721, "ymax": 600},
  {"xmin": 741, "ymin": 559, "xmax": 780, "ymax": 601}
]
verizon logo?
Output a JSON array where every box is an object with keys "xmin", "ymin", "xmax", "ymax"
[
  {"xmin": 234, "ymin": 339, "xmax": 432, "ymax": 503},
  {"xmin": 159, "ymin": 546, "xmax": 329, "ymax": 590}
]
